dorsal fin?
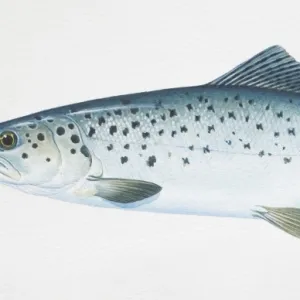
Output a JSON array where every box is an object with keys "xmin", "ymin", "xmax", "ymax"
[{"xmin": 208, "ymin": 45, "xmax": 300, "ymax": 93}]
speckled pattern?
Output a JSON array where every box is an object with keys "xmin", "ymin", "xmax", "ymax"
[{"xmin": 61, "ymin": 86, "xmax": 300, "ymax": 183}]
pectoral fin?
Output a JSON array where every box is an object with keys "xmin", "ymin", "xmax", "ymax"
[
  {"xmin": 89, "ymin": 178, "xmax": 162, "ymax": 203},
  {"xmin": 253, "ymin": 206, "xmax": 300, "ymax": 239}
]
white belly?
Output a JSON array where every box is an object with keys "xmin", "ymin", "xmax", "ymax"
[{"xmin": 54, "ymin": 151, "xmax": 300, "ymax": 219}]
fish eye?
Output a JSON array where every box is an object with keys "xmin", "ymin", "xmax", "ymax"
[{"xmin": 0, "ymin": 131, "xmax": 18, "ymax": 150}]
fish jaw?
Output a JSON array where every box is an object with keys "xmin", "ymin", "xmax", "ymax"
[{"xmin": 0, "ymin": 156, "xmax": 21, "ymax": 182}]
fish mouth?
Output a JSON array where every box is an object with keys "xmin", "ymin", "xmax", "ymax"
[{"xmin": 0, "ymin": 157, "xmax": 21, "ymax": 181}]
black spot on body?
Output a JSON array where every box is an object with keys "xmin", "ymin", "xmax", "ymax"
[
  {"xmin": 204, "ymin": 99, "xmax": 208, "ymax": 103},
  {"xmin": 171, "ymin": 130, "xmax": 177, "ymax": 137},
  {"xmin": 265, "ymin": 104, "xmax": 270, "ymax": 110},
  {"xmin": 151, "ymin": 119, "xmax": 157, "ymax": 126},
  {"xmin": 84, "ymin": 113, "xmax": 91, "ymax": 119},
  {"xmin": 284, "ymin": 157, "xmax": 292, "ymax": 164},
  {"xmin": 258, "ymin": 150, "xmax": 265, "ymax": 157},
  {"xmin": 68, "ymin": 123, "xmax": 74, "ymax": 129},
  {"xmin": 277, "ymin": 111, "xmax": 283, "ymax": 118},
  {"xmin": 195, "ymin": 115, "xmax": 200, "ymax": 122},
  {"xmin": 37, "ymin": 133, "xmax": 45, "ymax": 141},
  {"xmin": 142, "ymin": 132, "xmax": 150, "ymax": 139},
  {"xmin": 203, "ymin": 145, "xmax": 210, "ymax": 153},
  {"xmin": 141, "ymin": 144, "xmax": 147, "ymax": 150},
  {"xmin": 22, "ymin": 153, "xmax": 28, "ymax": 159},
  {"xmin": 106, "ymin": 112, "xmax": 112, "ymax": 117},
  {"xmin": 224, "ymin": 97, "xmax": 228, "ymax": 103},
  {"xmin": 34, "ymin": 115, "xmax": 42, "ymax": 121},
  {"xmin": 46, "ymin": 158, "xmax": 51, "ymax": 162},
  {"xmin": 189, "ymin": 145, "xmax": 194, "ymax": 151},
  {"xmin": 244, "ymin": 143, "xmax": 251, "ymax": 149},
  {"xmin": 226, "ymin": 140, "xmax": 232, "ymax": 145},
  {"xmin": 182, "ymin": 157, "xmax": 190, "ymax": 165},
  {"xmin": 228, "ymin": 112, "xmax": 236, "ymax": 120},
  {"xmin": 289, "ymin": 99, "xmax": 293, "ymax": 104},
  {"xmin": 70, "ymin": 149, "xmax": 76, "ymax": 154},
  {"xmin": 32, "ymin": 143, "xmax": 38, "ymax": 149},
  {"xmin": 248, "ymin": 99, "xmax": 254, "ymax": 105},
  {"xmin": 208, "ymin": 125, "xmax": 215, "ymax": 133},
  {"xmin": 274, "ymin": 132, "xmax": 280, "ymax": 137},
  {"xmin": 80, "ymin": 145, "xmax": 90, "ymax": 158},
  {"xmin": 25, "ymin": 133, "xmax": 30, "ymax": 137},
  {"xmin": 121, "ymin": 156, "xmax": 128, "ymax": 164},
  {"xmin": 47, "ymin": 119, "xmax": 54, "ymax": 123},
  {"xmin": 131, "ymin": 121, "xmax": 140, "ymax": 129},
  {"xmin": 198, "ymin": 96, "xmax": 203, "ymax": 102},
  {"xmin": 288, "ymin": 128, "xmax": 296, "ymax": 136},
  {"xmin": 220, "ymin": 116, "xmax": 225, "ymax": 123},
  {"xmin": 146, "ymin": 113, "xmax": 150, "ymax": 118},
  {"xmin": 180, "ymin": 126, "xmax": 188, "ymax": 133},
  {"xmin": 109, "ymin": 125, "xmax": 117, "ymax": 136},
  {"xmin": 169, "ymin": 109, "xmax": 177, "ymax": 118},
  {"xmin": 88, "ymin": 127, "xmax": 96, "ymax": 137},
  {"xmin": 28, "ymin": 139, "xmax": 31, "ymax": 143},
  {"xmin": 158, "ymin": 129, "xmax": 164, "ymax": 136},
  {"xmin": 130, "ymin": 108, "xmax": 139, "ymax": 114},
  {"xmin": 123, "ymin": 128, "xmax": 129, "ymax": 136},
  {"xmin": 234, "ymin": 94, "xmax": 240, "ymax": 100},
  {"xmin": 286, "ymin": 118, "xmax": 291, "ymax": 122},
  {"xmin": 147, "ymin": 155, "xmax": 156, "ymax": 167},
  {"xmin": 98, "ymin": 116, "xmax": 106, "ymax": 126},
  {"xmin": 29, "ymin": 124, "xmax": 37, "ymax": 129},
  {"xmin": 186, "ymin": 104, "xmax": 193, "ymax": 111},
  {"xmin": 232, "ymin": 131, "xmax": 236, "ymax": 135},
  {"xmin": 114, "ymin": 109, "xmax": 122, "ymax": 116},
  {"xmin": 207, "ymin": 105, "xmax": 215, "ymax": 113},
  {"xmin": 161, "ymin": 114, "xmax": 166, "ymax": 121},
  {"xmin": 256, "ymin": 123, "xmax": 263, "ymax": 130},
  {"xmin": 124, "ymin": 144, "xmax": 130, "ymax": 149},
  {"xmin": 71, "ymin": 134, "xmax": 80, "ymax": 143},
  {"xmin": 56, "ymin": 127, "xmax": 65, "ymax": 136},
  {"xmin": 239, "ymin": 103, "xmax": 243, "ymax": 108},
  {"xmin": 245, "ymin": 115, "xmax": 249, "ymax": 122},
  {"xmin": 107, "ymin": 144, "xmax": 113, "ymax": 151}
]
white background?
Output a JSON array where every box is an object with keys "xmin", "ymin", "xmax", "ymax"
[{"xmin": 0, "ymin": 1, "xmax": 300, "ymax": 299}]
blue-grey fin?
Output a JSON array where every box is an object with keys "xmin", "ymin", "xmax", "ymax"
[
  {"xmin": 88, "ymin": 178, "xmax": 162, "ymax": 203},
  {"xmin": 252, "ymin": 206, "xmax": 300, "ymax": 239},
  {"xmin": 208, "ymin": 45, "xmax": 300, "ymax": 93}
]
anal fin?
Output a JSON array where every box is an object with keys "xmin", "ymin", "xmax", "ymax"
[{"xmin": 253, "ymin": 206, "xmax": 300, "ymax": 239}]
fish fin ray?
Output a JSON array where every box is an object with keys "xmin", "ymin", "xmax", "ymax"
[
  {"xmin": 208, "ymin": 45, "xmax": 300, "ymax": 93},
  {"xmin": 253, "ymin": 206, "xmax": 300, "ymax": 239},
  {"xmin": 91, "ymin": 178, "xmax": 162, "ymax": 203}
]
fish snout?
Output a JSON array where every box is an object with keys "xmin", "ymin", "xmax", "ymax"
[{"xmin": 0, "ymin": 157, "xmax": 21, "ymax": 181}]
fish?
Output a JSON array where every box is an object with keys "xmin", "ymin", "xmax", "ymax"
[{"xmin": 1, "ymin": 45, "xmax": 300, "ymax": 239}]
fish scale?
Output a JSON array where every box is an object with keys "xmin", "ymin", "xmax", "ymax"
[
  {"xmin": 71, "ymin": 88, "xmax": 300, "ymax": 173},
  {"xmin": 2, "ymin": 45, "xmax": 300, "ymax": 238}
]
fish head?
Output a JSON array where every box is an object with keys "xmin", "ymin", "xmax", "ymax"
[
  {"xmin": 0, "ymin": 121, "xmax": 62, "ymax": 186},
  {"xmin": 0, "ymin": 117, "xmax": 94, "ymax": 192}
]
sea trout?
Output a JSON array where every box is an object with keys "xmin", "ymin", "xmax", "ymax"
[{"xmin": 1, "ymin": 45, "xmax": 300, "ymax": 238}]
